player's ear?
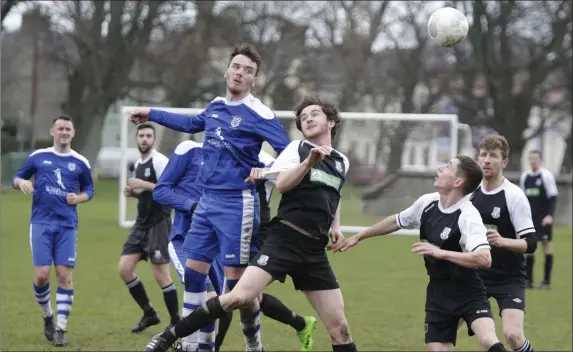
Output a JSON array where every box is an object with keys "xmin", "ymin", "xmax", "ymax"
[
  {"xmin": 328, "ymin": 119, "xmax": 335, "ymax": 128},
  {"xmin": 502, "ymin": 158, "xmax": 509, "ymax": 169},
  {"xmin": 49, "ymin": 127, "xmax": 55, "ymax": 137},
  {"xmin": 223, "ymin": 70, "xmax": 228, "ymax": 79}
]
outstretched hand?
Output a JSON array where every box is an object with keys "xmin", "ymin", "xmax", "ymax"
[{"xmin": 128, "ymin": 108, "xmax": 151, "ymax": 124}]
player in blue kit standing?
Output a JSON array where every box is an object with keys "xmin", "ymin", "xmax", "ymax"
[
  {"xmin": 12, "ymin": 116, "xmax": 94, "ymax": 347},
  {"xmin": 130, "ymin": 43, "xmax": 291, "ymax": 351}
]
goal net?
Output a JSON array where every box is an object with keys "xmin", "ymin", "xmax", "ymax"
[{"xmin": 119, "ymin": 106, "xmax": 473, "ymax": 235}]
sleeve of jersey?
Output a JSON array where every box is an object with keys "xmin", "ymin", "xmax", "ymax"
[
  {"xmin": 263, "ymin": 141, "xmax": 300, "ymax": 180},
  {"xmin": 458, "ymin": 210, "xmax": 490, "ymax": 252},
  {"xmin": 152, "ymin": 153, "xmax": 195, "ymax": 213},
  {"xmin": 12, "ymin": 154, "xmax": 37, "ymax": 187},
  {"xmin": 396, "ymin": 196, "xmax": 427, "ymax": 230},
  {"xmin": 149, "ymin": 109, "xmax": 206, "ymax": 133},
  {"xmin": 509, "ymin": 191, "xmax": 536, "ymax": 237},
  {"xmin": 256, "ymin": 117, "xmax": 291, "ymax": 154},
  {"xmin": 79, "ymin": 163, "xmax": 95, "ymax": 200},
  {"xmin": 541, "ymin": 170, "xmax": 559, "ymax": 198}
]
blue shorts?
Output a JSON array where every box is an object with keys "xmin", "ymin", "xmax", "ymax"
[
  {"xmin": 168, "ymin": 236, "xmax": 225, "ymax": 295},
  {"xmin": 30, "ymin": 223, "xmax": 77, "ymax": 267},
  {"xmin": 184, "ymin": 189, "xmax": 260, "ymax": 267}
]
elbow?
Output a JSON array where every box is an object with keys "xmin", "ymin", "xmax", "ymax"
[
  {"xmin": 274, "ymin": 177, "xmax": 289, "ymax": 193},
  {"xmin": 524, "ymin": 236, "xmax": 538, "ymax": 254},
  {"xmin": 152, "ymin": 188, "xmax": 164, "ymax": 202},
  {"xmin": 475, "ymin": 250, "xmax": 492, "ymax": 269},
  {"xmin": 274, "ymin": 183, "xmax": 288, "ymax": 193}
]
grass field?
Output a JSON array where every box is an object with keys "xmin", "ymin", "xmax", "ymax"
[{"xmin": 1, "ymin": 180, "xmax": 572, "ymax": 351}]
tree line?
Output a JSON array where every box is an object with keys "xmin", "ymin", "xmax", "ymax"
[{"xmin": 2, "ymin": 0, "xmax": 571, "ymax": 173}]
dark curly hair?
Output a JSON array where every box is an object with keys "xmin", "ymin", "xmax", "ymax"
[
  {"xmin": 293, "ymin": 95, "xmax": 342, "ymax": 139},
  {"xmin": 229, "ymin": 43, "xmax": 262, "ymax": 76}
]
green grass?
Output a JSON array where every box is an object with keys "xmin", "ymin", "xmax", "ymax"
[{"xmin": 1, "ymin": 180, "xmax": 572, "ymax": 351}]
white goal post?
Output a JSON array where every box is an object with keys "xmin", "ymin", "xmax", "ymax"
[{"xmin": 119, "ymin": 106, "xmax": 467, "ymax": 236}]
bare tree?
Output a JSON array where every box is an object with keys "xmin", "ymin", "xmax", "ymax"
[
  {"xmin": 453, "ymin": 0, "xmax": 572, "ymax": 171},
  {"xmin": 377, "ymin": 1, "xmax": 455, "ymax": 173},
  {"xmin": 45, "ymin": 0, "xmax": 177, "ymax": 164}
]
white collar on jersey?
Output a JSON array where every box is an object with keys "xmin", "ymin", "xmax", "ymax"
[
  {"xmin": 223, "ymin": 94, "xmax": 253, "ymax": 106},
  {"xmin": 437, "ymin": 196, "xmax": 469, "ymax": 214}
]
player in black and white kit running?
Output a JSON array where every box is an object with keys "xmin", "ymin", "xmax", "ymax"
[
  {"xmin": 470, "ymin": 135, "xmax": 536, "ymax": 352},
  {"xmin": 520, "ymin": 150, "xmax": 558, "ymax": 289},
  {"xmin": 144, "ymin": 95, "xmax": 358, "ymax": 352},
  {"xmin": 119, "ymin": 123, "xmax": 180, "ymax": 333},
  {"xmin": 343, "ymin": 155, "xmax": 509, "ymax": 352}
]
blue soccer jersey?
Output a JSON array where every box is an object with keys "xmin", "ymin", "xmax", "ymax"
[
  {"xmin": 14, "ymin": 147, "xmax": 94, "ymax": 268},
  {"xmin": 153, "ymin": 140, "xmax": 205, "ymax": 241},
  {"xmin": 149, "ymin": 94, "xmax": 290, "ymax": 191},
  {"xmin": 13, "ymin": 147, "xmax": 94, "ymax": 228}
]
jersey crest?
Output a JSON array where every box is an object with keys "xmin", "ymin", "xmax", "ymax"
[
  {"xmin": 144, "ymin": 168, "xmax": 151, "ymax": 177},
  {"xmin": 491, "ymin": 206, "xmax": 501, "ymax": 219},
  {"xmin": 335, "ymin": 160, "xmax": 343, "ymax": 173},
  {"xmin": 440, "ymin": 227, "xmax": 452, "ymax": 240},
  {"xmin": 231, "ymin": 116, "xmax": 242, "ymax": 128},
  {"xmin": 67, "ymin": 162, "xmax": 76, "ymax": 171}
]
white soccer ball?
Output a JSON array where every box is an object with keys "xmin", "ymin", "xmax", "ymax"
[{"xmin": 427, "ymin": 7, "xmax": 469, "ymax": 48}]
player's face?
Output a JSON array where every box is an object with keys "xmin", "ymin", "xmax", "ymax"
[
  {"xmin": 50, "ymin": 120, "xmax": 75, "ymax": 147},
  {"xmin": 136, "ymin": 128, "xmax": 155, "ymax": 154},
  {"xmin": 299, "ymin": 104, "xmax": 333, "ymax": 139},
  {"xmin": 434, "ymin": 158, "xmax": 463, "ymax": 191},
  {"xmin": 477, "ymin": 148, "xmax": 507, "ymax": 179},
  {"xmin": 225, "ymin": 54, "xmax": 257, "ymax": 97},
  {"xmin": 529, "ymin": 152, "xmax": 541, "ymax": 170}
]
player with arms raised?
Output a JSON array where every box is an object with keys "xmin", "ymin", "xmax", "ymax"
[
  {"xmin": 343, "ymin": 156, "xmax": 509, "ymax": 352},
  {"xmin": 520, "ymin": 150, "xmax": 558, "ymax": 289},
  {"xmin": 143, "ymin": 96, "xmax": 357, "ymax": 352},
  {"xmin": 471, "ymin": 135, "xmax": 536, "ymax": 352},
  {"xmin": 12, "ymin": 116, "xmax": 94, "ymax": 347},
  {"xmin": 119, "ymin": 124, "xmax": 180, "ymax": 334},
  {"xmin": 129, "ymin": 43, "xmax": 291, "ymax": 350}
]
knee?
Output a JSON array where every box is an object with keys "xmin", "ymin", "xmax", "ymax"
[
  {"xmin": 34, "ymin": 267, "xmax": 51, "ymax": 285},
  {"xmin": 118, "ymin": 260, "xmax": 135, "ymax": 282},
  {"xmin": 326, "ymin": 318, "xmax": 352, "ymax": 344},
  {"xmin": 55, "ymin": 266, "xmax": 72, "ymax": 287},
  {"xmin": 228, "ymin": 291, "xmax": 257, "ymax": 310}
]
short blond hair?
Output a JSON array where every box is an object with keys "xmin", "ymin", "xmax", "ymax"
[{"xmin": 479, "ymin": 135, "xmax": 510, "ymax": 159}]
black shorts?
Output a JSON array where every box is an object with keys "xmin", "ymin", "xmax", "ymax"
[
  {"xmin": 249, "ymin": 222, "xmax": 339, "ymax": 291},
  {"xmin": 122, "ymin": 218, "xmax": 172, "ymax": 264},
  {"xmin": 486, "ymin": 282, "xmax": 526, "ymax": 315},
  {"xmin": 424, "ymin": 281, "xmax": 493, "ymax": 345},
  {"xmin": 534, "ymin": 222, "xmax": 553, "ymax": 242}
]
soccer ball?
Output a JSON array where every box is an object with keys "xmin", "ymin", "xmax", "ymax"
[{"xmin": 427, "ymin": 7, "xmax": 469, "ymax": 48}]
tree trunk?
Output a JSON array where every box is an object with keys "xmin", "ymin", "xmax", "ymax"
[{"xmin": 560, "ymin": 132, "xmax": 572, "ymax": 174}]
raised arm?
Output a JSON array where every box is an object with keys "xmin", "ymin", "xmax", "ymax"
[
  {"xmin": 153, "ymin": 147, "xmax": 199, "ymax": 213},
  {"xmin": 257, "ymin": 116, "xmax": 291, "ymax": 154},
  {"xmin": 149, "ymin": 109, "xmax": 206, "ymax": 134},
  {"xmin": 341, "ymin": 194, "xmax": 433, "ymax": 251}
]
